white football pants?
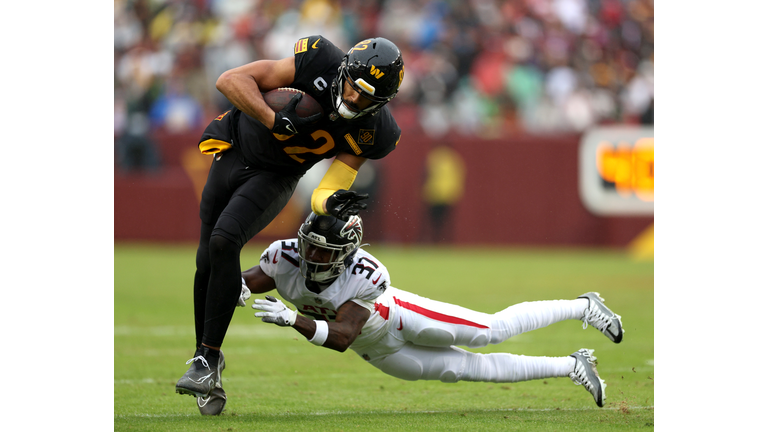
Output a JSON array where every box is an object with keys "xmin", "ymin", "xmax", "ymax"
[{"xmin": 358, "ymin": 287, "xmax": 587, "ymax": 383}]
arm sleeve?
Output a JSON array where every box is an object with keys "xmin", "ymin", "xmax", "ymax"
[
  {"xmin": 350, "ymin": 298, "xmax": 376, "ymax": 312},
  {"xmin": 350, "ymin": 261, "xmax": 391, "ymax": 311},
  {"xmin": 310, "ymin": 159, "xmax": 358, "ymax": 214},
  {"xmin": 259, "ymin": 240, "xmax": 296, "ymax": 278}
]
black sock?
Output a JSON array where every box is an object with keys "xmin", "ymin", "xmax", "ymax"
[
  {"xmin": 201, "ymin": 235, "xmax": 242, "ymax": 347},
  {"xmin": 201, "ymin": 346, "xmax": 220, "ymax": 363}
]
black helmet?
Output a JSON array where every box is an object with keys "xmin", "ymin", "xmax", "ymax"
[
  {"xmin": 331, "ymin": 37, "xmax": 405, "ymax": 120},
  {"xmin": 297, "ymin": 213, "xmax": 364, "ymax": 282}
]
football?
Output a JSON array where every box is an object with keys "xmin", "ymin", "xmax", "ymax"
[{"xmin": 263, "ymin": 87, "xmax": 324, "ymax": 118}]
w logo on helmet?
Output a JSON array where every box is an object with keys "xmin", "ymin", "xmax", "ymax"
[
  {"xmin": 370, "ymin": 65, "xmax": 384, "ymax": 79},
  {"xmin": 340, "ymin": 216, "xmax": 363, "ymax": 243}
]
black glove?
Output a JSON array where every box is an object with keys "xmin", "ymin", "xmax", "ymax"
[
  {"xmin": 271, "ymin": 92, "xmax": 323, "ymax": 137},
  {"xmin": 326, "ymin": 190, "xmax": 369, "ymax": 219}
]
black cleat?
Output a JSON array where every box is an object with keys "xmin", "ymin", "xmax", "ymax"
[
  {"xmin": 175, "ymin": 347, "xmax": 224, "ymax": 398},
  {"xmin": 197, "ymin": 352, "xmax": 226, "ymax": 415},
  {"xmin": 197, "ymin": 386, "xmax": 227, "ymax": 415}
]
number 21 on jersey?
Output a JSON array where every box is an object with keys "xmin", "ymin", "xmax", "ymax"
[{"xmin": 281, "ymin": 130, "xmax": 335, "ymax": 163}]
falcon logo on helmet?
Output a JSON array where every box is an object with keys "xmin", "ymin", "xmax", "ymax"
[{"xmin": 340, "ymin": 216, "xmax": 363, "ymax": 243}]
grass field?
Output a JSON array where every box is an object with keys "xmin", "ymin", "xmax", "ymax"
[{"xmin": 114, "ymin": 243, "xmax": 653, "ymax": 431}]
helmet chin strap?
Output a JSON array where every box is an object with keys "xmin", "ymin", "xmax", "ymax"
[
  {"xmin": 335, "ymin": 94, "xmax": 379, "ymax": 120},
  {"xmin": 335, "ymin": 94, "xmax": 361, "ymax": 119}
]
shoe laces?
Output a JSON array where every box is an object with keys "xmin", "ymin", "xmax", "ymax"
[
  {"xmin": 582, "ymin": 301, "xmax": 611, "ymax": 331},
  {"xmin": 570, "ymin": 366, "xmax": 592, "ymax": 390},
  {"xmin": 569, "ymin": 357, "xmax": 596, "ymax": 391},
  {"xmin": 185, "ymin": 355, "xmax": 210, "ymax": 369}
]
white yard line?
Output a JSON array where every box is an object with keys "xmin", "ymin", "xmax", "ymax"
[{"xmin": 117, "ymin": 405, "xmax": 654, "ymax": 418}]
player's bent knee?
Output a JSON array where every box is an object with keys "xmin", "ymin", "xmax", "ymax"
[
  {"xmin": 208, "ymin": 235, "xmax": 239, "ymax": 258},
  {"xmin": 414, "ymin": 328, "xmax": 456, "ymax": 347},
  {"xmin": 467, "ymin": 333, "xmax": 489, "ymax": 348},
  {"xmin": 377, "ymin": 353, "xmax": 423, "ymax": 381},
  {"xmin": 438, "ymin": 370, "xmax": 459, "ymax": 383}
]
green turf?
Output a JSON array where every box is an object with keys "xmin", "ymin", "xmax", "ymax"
[{"xmin": 115, "ymin": 243, "xmax": 654, "ymax": 431}]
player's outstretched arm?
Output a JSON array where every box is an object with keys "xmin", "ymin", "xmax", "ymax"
[
  {"xmin": 293, "ymin": 300, "xmax": 371, "ymax": 352},
  {"xmin": 251, "ymin": 295, "xmax": 370, "ymax": 352},
  {"xmin": 242, "ymin": 265, "xmax": 277, "ymax": 294},
  {"xmin": 311, "ymin": 153, "xmax": 370, "ymax": 218},
  {"xmin": 237, "ymin": 265, "xmax": 277, "ymax": 307}
]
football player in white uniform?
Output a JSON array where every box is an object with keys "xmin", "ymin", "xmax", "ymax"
[{"xmin": 218, "ymin": 213, "xmax": 623, "ymax": 414}]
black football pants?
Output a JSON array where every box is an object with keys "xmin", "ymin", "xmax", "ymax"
[{"xmin": 193, "ymin": 149, "xmax": 300, "ymax": 348}]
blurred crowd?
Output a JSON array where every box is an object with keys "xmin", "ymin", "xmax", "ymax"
[{"xmin": 115, "ymin": 0, "xmax": 653, "ymax": 167}]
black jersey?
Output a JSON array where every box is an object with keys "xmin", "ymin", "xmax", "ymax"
[{"xmin": 230, "ymin": 35, "xmax": 401, "ymax": 176}]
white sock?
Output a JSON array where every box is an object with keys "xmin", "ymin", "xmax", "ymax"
[
  {"xmin": 461, "ymin": 352, "xmax": 577, "ymax": 383},
  {"xmin": 490, "ymin": 299, "xmax": 589, "ymax": 344}
]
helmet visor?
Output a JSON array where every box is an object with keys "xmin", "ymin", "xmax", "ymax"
[{"xmin": 341, "ymin": 68, "xmax": 393, "ymax": 104}]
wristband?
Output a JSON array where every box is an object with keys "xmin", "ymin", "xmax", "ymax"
[{"xmin": 308, "ymin": 320, "xmax": 329, "ymax": 346}]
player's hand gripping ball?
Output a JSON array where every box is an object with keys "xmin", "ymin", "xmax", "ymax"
[{"xmin": 265, "ymin": 88, "xmax": 324, "ymax": 138}]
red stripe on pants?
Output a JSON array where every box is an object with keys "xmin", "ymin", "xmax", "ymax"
[
  {"xmin": 374, "ymin": 302, "xmax": 389, "ymax": 320},
  {"xmin": 394, "ymin": 297, "xmax": 488, "ymax": 329}
]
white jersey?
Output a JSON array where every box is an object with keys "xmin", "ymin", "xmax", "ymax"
[{"xmin": 258, "ymin": 239, "xmax": 394, "ymax": 350}]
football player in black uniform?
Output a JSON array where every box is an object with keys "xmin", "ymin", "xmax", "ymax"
[{"xmin": 175, "ymin": 35, "xmax": 405, "ymax": 416}]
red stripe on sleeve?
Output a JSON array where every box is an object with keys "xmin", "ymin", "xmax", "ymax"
[{"xmin": 394, "ymin": 297, "xmax": 488, "ymax": 329}]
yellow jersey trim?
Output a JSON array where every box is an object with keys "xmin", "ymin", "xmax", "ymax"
[{"xmin": 199, "ymin": 139, "xmax": 232, "ymax": 155}]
